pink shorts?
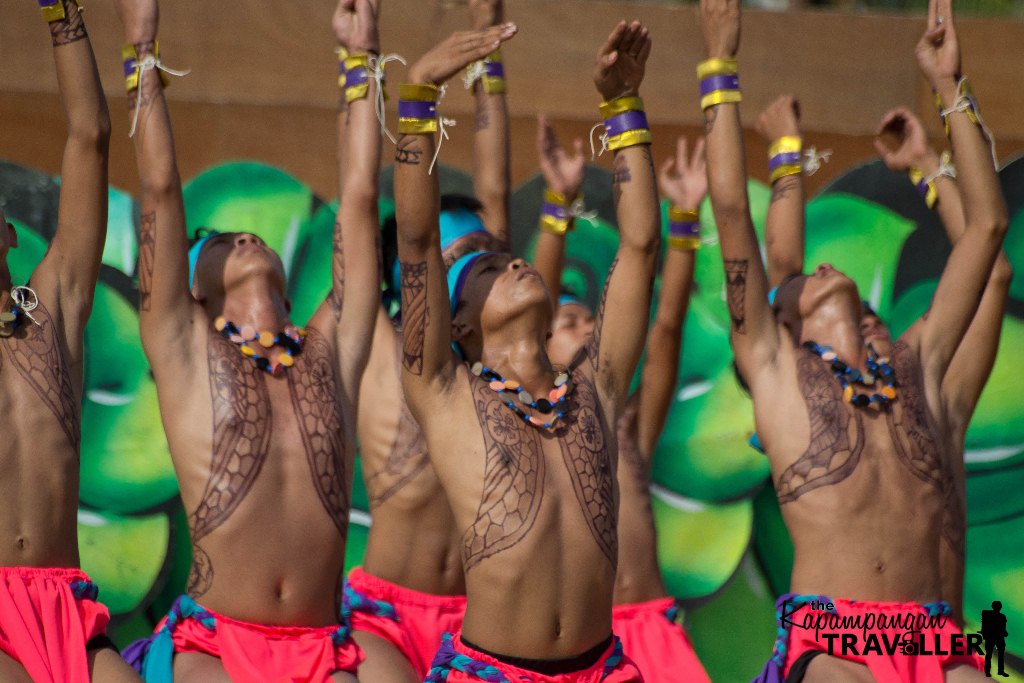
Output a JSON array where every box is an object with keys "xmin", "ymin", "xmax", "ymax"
[
  {"xmin": 755, "ymin": 594, "xmax": 983, "ymax": 683},
  {"xmin": 123, "ymin": 594, "xmax": 363, "ymax": 683},
  {"xmin": 0, "ymin": 566, "xmax": 111, "ymax": 683},
  {"xmin": 612, "ymin": 598, "xmax": 709, "ymax": 683},
  {"xmin": 425, "ymin": 631, "xmax": 644, "ymax": 682},
  {"xmin": 345, "ymin": 566, "xmax": 466, "ymax": 677}
]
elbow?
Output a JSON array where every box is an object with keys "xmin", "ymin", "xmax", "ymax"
[
  {"xmin": 140, "ymin": 167, "xmax": 182, "ymax": 201},
  {"xmin": 711, "ymin": 202, "xmax": 751, "ymax": 230},
  {"xmin": 67, "ymin": 108, "xmax": 112, "ymax": 152},
  {"xmin": 991, "ymin": 254, "xmax": 1014, "ymax": 288}
]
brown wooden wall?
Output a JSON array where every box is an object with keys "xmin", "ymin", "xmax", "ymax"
[{"xmin": 2, "ymin": 0, "xmax": 1022, "ymax": 201}]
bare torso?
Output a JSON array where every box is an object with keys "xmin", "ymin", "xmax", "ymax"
[
  {"xmin": 613, "ymin": 395, "xmax": 666, "ymax": 605},
  {"xmin": 759, "ymin": 332, "xmax": 957, "ymax": 603},
  {"xmin": 420, "ymin": 360, "xmax": 618, "ymax": 658},
  {"xmin": 0, "ymin": 298, "xmax": 81, "ymax": 568},
  {"xmin": 157, "ymin": 321, "xmax": 353, "ymax": 627},
  {"xmin": 356, "ymin": 310, "xmax": 463, "ymax": 595}
]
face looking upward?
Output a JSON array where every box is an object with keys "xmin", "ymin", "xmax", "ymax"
[
  {"xmin": 191, "ymin": 232, "xmax": 287, "ymax": 302},
  {"xmin": 546, "ymin": 303, "xmax": 595, "ymax": 367}
]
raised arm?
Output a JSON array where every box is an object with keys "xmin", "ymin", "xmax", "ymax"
[
  {"xmin": 911, "ymin": 0, "xmax": 1008, "ymax": 378},
  {"xmin": 585, "ymin": 21, "xmax": 661, "ymax": 405},
  {"xmin": 315, "ymin": 0, "xmax": 384, "ymax": 387},
  {"xmin": 634, "ymin": 136, "xmax": 704, "ymax": 456},
  {"xmin": 469, "ymin": 0, "xmax": 511, "ymax": 246},
  {"xmin": 115, "ymin": 0, "xmax": 194, "ymax": 365},
  {"xmin": 33, "ymin": 0, "xmax": 111, "ymax": 354},
  {"xmin": 756, "ymin": 96, "xmax": 805, "ymax": 289},
  {"xmin": 699, "ymin": 0, "xmax": 779, "ymax": 388},
  {"xmin": 396, "ymin": 26, "xmax": 518, "ymax": 405},
  {"xmin": 533, "ymin": 115, "xmax": 586, "ymax": 311},
  {"xmin": 876, "ymin": 108, "xmax": 1013, "ymax": 423}
]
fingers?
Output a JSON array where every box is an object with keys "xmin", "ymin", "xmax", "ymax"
[
  {"xmin": 600, "ymin": 20, "xmax": 628, "ymax": 57},
  {"xmin": 637, "ymin": 31, "xmax": 653, "ymax": 65},
  {"xmin": 572, "ymin": 138, "xmax": 585, "ymax": 161},
  {"xmin": 924, "ymin": 25, "xmax": 946, "ymax": 48},
  {"xmin": 872, "ymin": 138, "xmax": 894, "ymax": 163},
  {"xmin": 536, "ymin": 114, "xmax": 551, "ymax": 154},
  {"xmin": 677, "ymin": 137, "xmax": 689, "ymax": 167},
  {"xmin": 619, "ymin": 20, "xmax": 643, "ymax": 57},
  {"xmin": 691, "ymin": 137, "xmax": 707, "ymax": 168},
  {"xmin": 927, "ymin": 0, "xmax": 937, "ymax": 28}
]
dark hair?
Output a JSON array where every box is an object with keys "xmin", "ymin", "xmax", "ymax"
[
  {"xmin": 733, "ymin": 360, "xmax": 751, "ymax": 395},
  {"xmin": 439, "ymin": 194, "xmax": 484, "ymax": 214},
  {"xmin": 191, "ymin": 226, "xmax": 219, "ymax": 246}
]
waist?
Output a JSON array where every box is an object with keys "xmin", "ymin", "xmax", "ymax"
[{"xmin": 459, "ymin": 633, "xmax": 613, "ymax": 675}]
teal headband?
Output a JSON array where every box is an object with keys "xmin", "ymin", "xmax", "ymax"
[
  {"xmin": 768, "ymin": 287, "xmax": 778, "ymax": 307},
  {"xmin": 390, "ymin": 209, "xmax": 490, "ymax": 297},
  {"xmin": 558, "ymin": 293, "xmax": 590, "ymax": 311},
  {"xmin": 188, "ymin": 231, "xmax": 221, "ymax": 288},
  {"xmin": 447, "ymin": 250, "xmax": 496, "ymax": 317}
]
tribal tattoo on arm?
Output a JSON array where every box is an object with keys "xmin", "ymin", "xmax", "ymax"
[
  {"xmin": 612, "ymin": 154, "xmax": 631, "ymax": 206},
  {"xmin": 287, "ymin": 327, "xmax": 350, "ymax": 538},
  {"xmin": 704, "ymin": 107, "xmax": 719, "ymax": 135},
  {"xmin": 770, "ymin": 175, "xmax": 799, "ymax": 204},
  {"xmin": 557, "ymin": 372, "xmax": 618, "ymax": 567},
  {"xmin": 775, "ymin": 352, "xmax": 866, "ymax": 504},
  {"xmin": 585, "ymin": 256, "xmax": 617, "ymax": 372},
  {"xmin": 399, "ymin": 260, "xmax": 428, "ymax": 375},
  {"xmin": 138, "ymin": 211, "xmax": 156, "ymax": 311},
  {"xmin": 3, "ymin": 302, "xmax": 80, "ymax": 450},
  {"xmin": 462, "ymin": 376, "xmax": 545, "ymax": 571},
  {"xmin": 48, "ymin": 1, "xmax": 87, "ymax": 46},
  {"xmin": 725, "ymin": 259, "xmax": 749, "ymax": 334},
  {"xmin": 329, "ymin": 222, "xmax": 344, "ymax": 320},
  {"xmin": 188, "ymin": 334, "xmax": 273, "ymax": 596},
  {"xmin": 395, "ymin": 136, "xmax": 423, "ymax": 166}
]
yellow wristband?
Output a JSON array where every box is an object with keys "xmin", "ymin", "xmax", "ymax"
[
  {"xmin": 768, "ymin": 136, "xmax": 803, "ymax": 158},
  {"xmin": 599, "ymin": 96, "xmax": 645, "ymax": 119},
  {"xmin": 123, "ymin": 42, "xmax": 170, "ymax": 92},
  {"xmin": 696, "ymin": 57, "xmax": 738, "ymax": 80},
  {"xmin": 668, "ymin": 206, "xmax": 700, "ymax": 223},
  {"xmin": 700, "ymin": 89, "xmax": 742, "ymax": 112}
]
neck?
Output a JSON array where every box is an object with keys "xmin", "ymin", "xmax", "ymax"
[
  {"xmin": 480, "ymin": 327, "xmax": 554, "ymax": 393},
  {"xmin": 208, "ymin": 279, "xmax": 290, "ymax": 331},
  {"xmin": 797, "ymin": 299, "xmax": 865, "ymax": 369}
]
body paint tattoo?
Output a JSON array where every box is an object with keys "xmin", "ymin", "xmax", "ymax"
[
  {"xmin": 138, "ymin": 211, "xmax": 156, "ymax": 311},
  {"xmin": 725, "ymin": 259, "xmax": 749, "ymax": 333},
  {"xmin": 395, "ymin": 136, "xmax": 423, "ymax": 165},
  {"xmin": 287, "ymin": 327, "xmax": 349, "ymax": 538},
  {"xmin": 703, "ymin": 107, "xmax": 718, "ymax": 135},
  {"xmin": 616, "ymin": 396, "xmax": 650, "ymax": 490},
  {"xmin": 188, "ymin": 333, "xmax": 273, "ymax": 596},
  {"xmin": 775, "ymin": 351, "xmax": 865, "ymax": 504},
  {"xmin": 475, "ymin": 106, "xmax": 490, "ymax": 132},
  {"xmin": 399, "ymin": 260, "xmax": 428, "ymax": 375},
  {"xmin": 1, "ymin": 301, "xmax": 80, "ymax": 450},
  {"xmin": 770, "ymin": 175, "xmax": 799, "ymax": 204},
  {"xmin": 585, "ymin": 257, "xmax": 618, "ymax": 371},
  {"xmin": 49, "ymin": 1, "xmax": 87, "ymax": 46},
  {"xmin": 329, "ymin": 222, "xmax": 344, "ymax": 320},
  {"xmin": 462, "ymin": 375, "xmax": 545, "ymax": 571},
  {"xmin": 556, "ymin": 371, "xmax": 618, "ymax": 567},
  {"xmin": 367, "ymin": 392, "xmax": 431, "ymax": 508},
  {"xmin": 612, "ymin": 154, "xmax": 631, "ymax": 205},
  {"xmin": 886, "ymin": 342, "xmax": 945, "ymax": 488}
]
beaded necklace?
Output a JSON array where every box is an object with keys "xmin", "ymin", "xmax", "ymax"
[
  {"xmin": 803, "ymin": 340, "xmax": 897, "ymax": 408},
  {"xmin": 470, "ymin": 361, "xmax": 574, "ymax": 430},
  {"xmin": 214, "ymin": 316, "xmax": 306, "ymax": 376},
  {"xmin": 0, "ymin": 286, "xmax": 40, "ymax": 338}
]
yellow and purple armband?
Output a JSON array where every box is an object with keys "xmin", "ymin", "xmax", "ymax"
[
  {"xmin": 935, "ymin": 77, "xmax": 997, "ymax": 167},
  {"xmin": 598, "ymin": 96, "xmax": 652, "ymax": 152},
  {"xmin": 339, "ymin": 52, "xmax": 372, "ymax": 103},
  {"xmin": 909, "ymin": 151, "xmax": 955, "ymax": 210},
  {"xmin": 540, "ymin": 189, "xmax": 578, "ymax": 236},
  {"xmin": 465, "ymin": 51, "xmax": 506, "ymax": 94},
  {"xmin": 696, "ymin": 58, "xmax": 741, "ymax": 111},
  {"xmin": 768, "ymin": 136, "xmax": 803, "ymax": 183},
  {"xmin": 667, "ymin": 206, "xmax": 701, "ymax": 251},
  {"xmin": 39, "ymin": 0, "xmax": 80, "ymax": 23},
  {"xmin": 397, "ymin": 84, "xmax": 439, "ymax": 135},
  {"xmin": 123, "ymin": 42, "xmax": 169, "ymax": 91}
]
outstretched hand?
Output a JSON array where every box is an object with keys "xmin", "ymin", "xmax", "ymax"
[
  {"xmin": 469, "ymin": 0, "xmax": 504, "ymax": 30},
  {"xmin": 700, "ymin": 0, "xmax": 740, "ymax": 60},
  {"xmin": 113, "ymin": 0, "xmax": 159, "ymax": 44},
  {"xmin": 333, "ymin": 0, "xmax": 380, "ymax": 54},
  {"xmin": 593, "ymin": 20, "xmax": 651, "ymax": 102},
  {"xmin": 658, "ymin": 137, "xmax": 708, "ymax": 210},
  {"xmin": 874, "ymin": 107, "xmax": 937, "ymax": 173},
  {"xmin": 408, "ymin": 23, "xmax": 517, "ymax": 85},
  {"xmin": 915, "ymin": 0, "xmax": 960, "ymax": 91},
  {"xmin": 537, "ymin": 115, "xmax": 586, "ymax": 199},
  {"xmin": 756, "ymin": 95, "xmax": 801, "ymax": 144}
]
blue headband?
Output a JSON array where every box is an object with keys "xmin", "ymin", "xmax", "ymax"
[
  {"xmin": 188, "ymin": 231, "xmax": 221, "ymax": 288},
  {"xmin": 447, "ymin": 250, "xmax": 496, "ymax": 317},
  {"xmin": 768, "ymin": 287, "xmax": 778, "ymax": 307},
  {"xmin": 390, "ymin": 209, "xmax": 490, "ymax": 296},
  {"xmin": 558, "ymin": 293, "xmax": 590, "ymax": 311}
]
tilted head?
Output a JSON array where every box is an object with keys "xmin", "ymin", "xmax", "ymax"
[
  {"xmin": 771, "ymin": 263, "xmax": 862, "ymax": 333},
  {"xmin": 447, "ymin": 250, "xmax": 551, "ymax": 362},
  {"xmin": 858, "ymin": 299, "xmax": 893, "ymax": 358},
  {"xmin": 189, "ymin": 229, "xmax": 287, "ymax": 306},
  {"xmin": 546, "ymin": 293, "xmax": 595, "ymax": 367}
]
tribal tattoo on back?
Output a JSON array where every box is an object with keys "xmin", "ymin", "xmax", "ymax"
[
  {"xmin": 188, "ymin": 333, "xmax": 273, "ymax": 596},
  {"xmin": 286, "ymin": 327, "xmax": 350, "ymax": 539},
  {"xmin": 462, "ymin": 375, "xmax": 545, "ymax": 571},
  {"xmin": 0, "ymin": 301, "xmax": 80, "ymax": 450},
  {"xmin": 775, "ymin": 351, "xmax": 865, "ymax": 504},
  {"xmin": 556, "ymin": 370, "xmax": 618, "ymax": 567}
]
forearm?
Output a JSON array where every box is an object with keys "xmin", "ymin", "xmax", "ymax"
[
  {"xmin": 51, "ymin": 2, "xmax": 110, "ymax": 146},
  {"xmin": 472, "ymin": 88, "xmax": 510, "ymax": 245},
  {"xmin": 614, "ymin": 146, "xmax": 660, "ymax": 255},
  {"xmin": 764, "ymin": 173, "xmax": 805, "ymax": 288},
  {"xmin": 534, "ymin": 230, "xmax": 567, "ymax": 307}
]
